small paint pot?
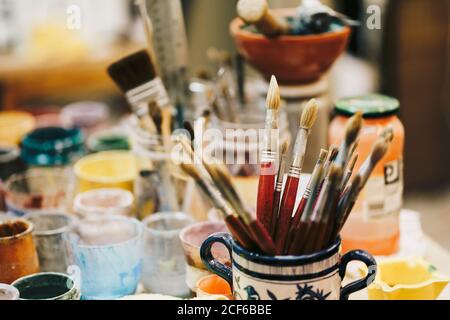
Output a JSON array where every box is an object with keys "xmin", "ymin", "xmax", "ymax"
[
  {"xmin": 68, "ymin": 216, "xmax": 143, "ymax": 300},
  {"xmin": 196, "ymin": 274, "xmax": 233, "ymax": 300},
  {"xmin": 3, "ymin": 168, "xmax": 71, "ymax": 217},
  {"xmin": 12, "ymin": 272, "xmax": 80, "ymax": 300},
  {"xmin": 61, "ymin": 101, "xmax": 109, "ymax": 137},
  {"xmin": 0, "ymin": 111, "xmax": 35, "ymax": 147},
  {"xmin": 73, "ymin": 188, "xmax": 134, "ymax": 218},
  {"xmin": 74, "ymin": 151, "xmax": 137, "ymax": 193},
  {"xmin": 142, "ymin": 212, "xmax": 194, "ymax": 297},
  {"xmin": 179, "ymin": 221, "xmax": 229, "ymax": 294},
  {"xmin": 0, "ymin": 219, "xmax": 40, "ymax": 284},
  {"xmin": 25, "ymin": 212, "xmax": 74, "ymax": 273},
  {"xmin": 21, "ymin": 127, "xmax": 85, "ymax": 167},
  {"xmin": 0, "ymin": 283, "xmax": 20, "ymax": 300},
  {"xmin": 87, "ymin": 128, "xmax": 130, "ymax": 153}
]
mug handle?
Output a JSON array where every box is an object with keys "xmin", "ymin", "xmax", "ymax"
[
  {"xmin": 200, "ymin": 232, "xmax": 233, "ymax": 286},
  {"xmin": 339, "ymin": 250, "xmax": 377, "ymax": 300}
]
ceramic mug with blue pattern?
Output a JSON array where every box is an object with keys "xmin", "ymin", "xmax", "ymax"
[{"xmin": 200, "ymin": 233, "xmax": 376, "ymax": 300}]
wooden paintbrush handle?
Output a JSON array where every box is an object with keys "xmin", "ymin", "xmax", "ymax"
[
  {"xmin": 248, "ymin": 220, "xmax": 278, "ymax": 255},
  {"xmin": 269, "ymin": 190, "xmax": 281, "ymax": 237},
  {"xmin": 274, "ymin": 176, "xmax": 299, "ymax": 253},
  {"xmin": 225, "ymin": 216, "xmax": 258, "ymax": 252},
  {"xmin": 237, "ymin": 0, "xmax": 290, "ymax": 37},
  {"xmin": 284, "ymin": 196, "xmax": 307, "ymax": 252},
  {"xmin": 256, "ymin": 165, "xmax": 275, "ymax": 232}
]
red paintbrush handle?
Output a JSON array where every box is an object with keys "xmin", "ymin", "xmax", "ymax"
[
  {"xmin": 270, "ymin": 190, "xmax": 281, "ymax": 237},
  {"xmin": 274, "ymin": 176, "xmax": 299, "ymax": 253},
  {"xmin": 248, "ymin": 220, "xmax": 278, "ymax": 256},
  {"xmin": 283, "ymin": 197, "xmax": 307, "ymax": 252},
  {"xmin": 256, "ymin": 162, "xmax": 276, "ymax": 232},
  {"xmin": 287, "ymin": 220, "xmax": 311, "ymax": 255},
  {"xmin": 225, "ymin": 216, "xmax": 258, "ymax": 252}
]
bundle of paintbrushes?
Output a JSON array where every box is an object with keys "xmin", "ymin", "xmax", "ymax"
[
  {"xmin": 107, "ymin": 49, "xmax": 179, "ymax": 211},
  {"xmin": 253, "ymin": 75, "xmax": 395, "ymax": 256},
  {"xmin": 236, "ymin": 0, "xmax": 358, "ymax": 38}
]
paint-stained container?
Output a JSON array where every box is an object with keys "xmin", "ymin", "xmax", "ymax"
[{"xmin": 0, "ymin": 219, "xmax": 40, "ymax": 284}]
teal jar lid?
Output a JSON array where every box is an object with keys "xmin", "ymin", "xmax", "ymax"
[
  {"xmin": 21, "ymin": 127, "xmax": 85, "ymax": 167},
  {"xmin": 335, "ymin": 94, "xmax": 400, "ymax": 118}
]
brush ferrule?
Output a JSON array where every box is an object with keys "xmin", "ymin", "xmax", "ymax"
[
  {"xmin": 263, "ymin": 110, "xmax": 280, "ymax": 152},
  {"xmin": 275, "ymin": 180, "xmax": 284, "ymax": 192},
  {"xmin": 287, "ymin": 166, "xmax": 302, "ymax": 178},
  {"xmin": 126, "ymin": 77, "xmax": 170, "ymax": 109},
  {"xmin": 261, "ymin": 150, "xmax": 277, "ymax": 163},
  {"xmin": 291, "ymin": 129, "xmax": 308, "ymax": 168}
]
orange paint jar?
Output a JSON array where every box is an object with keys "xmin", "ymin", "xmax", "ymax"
[
  {"xmin": 0, "ymin": 219, "xmax": 40, "ymax": 284},
  {"xmin": 329, "ymin": 94, "xmax": 404, "ymax": 256}
]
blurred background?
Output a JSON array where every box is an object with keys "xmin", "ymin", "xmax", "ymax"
[{"xmin": 0, "ymin": 0, "xmax": 448, "ymax": 246}]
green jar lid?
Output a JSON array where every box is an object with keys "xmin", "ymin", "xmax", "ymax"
[{"xmin": 335, "ymin": 94, "xmax": 400, "ymax": 117}]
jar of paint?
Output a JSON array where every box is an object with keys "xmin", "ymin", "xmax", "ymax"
[
  {"xmin": 127, "ymin": 115, "xmax": 186, "ymax": 213},
  {"xmin": 21, "ymin": 126, "xmax": 85, "ymax": 167},
  {"xmin": 142, "ymin": 212, "xmax": 194, "ymax": 297},
  {"xmin": 73, "ymin": 188, "xmax": 134, "ymax": 218},
  {"xmin": 329, "ymin": 94, "xmax": 405, "ymax": 256},
  {"xmin": 0, "ymin": 219, "xmax": 40, "ymax": 284},
  {"xmin": 61, "ymin": 101, "xmax": 109, "ymax": 137},
  {"xmin": 0, "ymin": 111, "xmax": 35, "ymax": 147},
  {"xmin": 3, "ymin": 168, "xmax": 71, "ymax": 217}
]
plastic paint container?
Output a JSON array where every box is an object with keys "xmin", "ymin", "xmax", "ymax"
[
  {"xmin": 74, "ymin": 188, "xmax": 134, "ymax": 218},
  {"xmin": 0, "ymin": 111, "xmax": 36, "ymax": 147},
  {"xmin": 61, "ymin": 101, "xmax": 109, "ymax": 136},
  {"xmin": 74, "ymin": 151, "xmax": 137, "ymax": 193},
  {"xmin": 21, "ymin": 127, "xmax": 85, "ymax": 167}
]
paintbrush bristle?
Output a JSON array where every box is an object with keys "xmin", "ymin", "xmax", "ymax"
[
  {"xmin": 237, "ymin": 0, "xmax": 268, "ymax": 23},
  {"xmin": 348, "ymin": 153, "xmax": 358, "ymax": 171},
  {"xmin": 107, "ymin": 50, "xmax": 157, "ymax": 93},
  {"xmin": 328, "ymin": 145, "xmax": 339, "ymax": 162},
  {"xmin": 266, "ymin": 75, "xmax": 281, "ymax": 111},
  {"xmin": 328, "ymin": 165, "xmax": 343, "ymax": 182},
  {"xmin": 370, "ymin": 138, "xmax": 389, "ymax": 165},
  {"xmin": 300, "ymin": 99, "xmax": 318, "ymax": 130},
  {"xmin": 380, "ymin": 126, "xmax": 394, "ymax": 143},
  {"xmin": 281, "ymin": 140, "xmax": 290, "ymax": 155},
  {"xmin": 344, "ymin": 112, "xmax": 363, "ymax": 146},
  {"xmin": 319, "ymin": 149, "xmax": 328, "ymax": 162},
  {"xmin": 180, "ymin": 163, "xmax": 201, "ymax": 181}
]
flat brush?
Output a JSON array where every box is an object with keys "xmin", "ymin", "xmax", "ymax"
[
  {"xmin": 257, "ymin": 75, "xmax": 281, "ymax": 233},
  {"xmin": 107, "ymin": 50, "xmax": 170, "ymax": 133},
  {"xmin": 274, "ymin": 99, "xmax": 318, "ymax": 253},
  {"xmin": 285, "ymin": 148, "xmax": 328, "ymax": 252},
  {"xmin": 270, "ymin": 140, "xmax": 290, "ymax": 236},
  {"xmin": 334, "ymin": 112, "xmax": 363, "ymax": 167},
  {"xmin": 180, "ymin": 163, "xmax": 257, "ymax": 251},
  {"xmin": 237, "ymin": 0, "xmax": 291, "ymax": 37}
]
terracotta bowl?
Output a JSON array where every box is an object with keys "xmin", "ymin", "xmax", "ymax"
[{"xmin": 230, "ymin": 9, "xmax": 351, "ymax": 84}]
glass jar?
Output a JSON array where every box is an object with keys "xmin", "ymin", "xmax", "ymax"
[
  {"xmin": 329, "ymin": 94, "xmax": 405, "ymax": 256},
  {"xmin": 206, "ymin": 104, "xmax": 291, "ymax": 209}
]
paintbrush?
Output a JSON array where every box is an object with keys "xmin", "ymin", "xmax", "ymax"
[
  {"xmin": 176, "ymin": 134, "xmax": 277, "ymax": 255},
  {"xmin": 148, "ymin": 101, "xmax": 163, "ymax": 134},
  {"xmin": 237, "ymin": 0, "xmax": 291, "ymax": 37},
  {"xmin": 340, "ymin": 152, "xmax": 358, "ymax": 191},
  {"xmin": 107, "ymin": 50, "xmax": 163, "ymax": 134},
  {"xmin": 270, "ymin": 140, "xmax": 290, "ymax": 236},
  {"xmin": 179, "ymin": 163, "xmax": 257, "ymax": 251},
  {"xmin": 334, "ymin": 112, "xmax": 363, "ymax": 167},
  {"xmin": 284, "ymin": 148, "xmax": 328, "ymax": 253},
  {"xmin": 311, "ymin": 165, "xmax": 343, "ymax": 252},
  {"xmin": 336, "ymin": 135, "xmax": 392, "ymax": 234},
  {"xmin": 256, "ymin": 75, "xmax": 281, "ymax": 233},
  {"xmin": 344, "ymin": 138, "xmax": 359, "ymax": 169},
  {"xmin": 274, "ymin": 99, "xmax": 318, "ymax": 253}
]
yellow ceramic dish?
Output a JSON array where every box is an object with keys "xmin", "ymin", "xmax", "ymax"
[
  {"xmin": 74, "ymin": 151, "xmax": 137, "ymax": 193},
  {"xmin": 364, "ymin": 256, "xmax": 450, "ymax": 300}
]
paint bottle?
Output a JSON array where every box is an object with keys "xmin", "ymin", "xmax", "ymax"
[{"xmin": 329, "ymin": 94, "xmax": 404, "ymax": 255}]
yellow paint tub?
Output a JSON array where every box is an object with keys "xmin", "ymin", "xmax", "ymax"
[
  {"xmin": 74, "ymin": 151, "xmax": 137, "ymax": 193},
  {"xmin": 362, "ymin": 256, "xmax": 450, "ymax": 300},
  {"xmin": 0, "ymin": 111, "xmax": 36, "ymax": 146}
]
